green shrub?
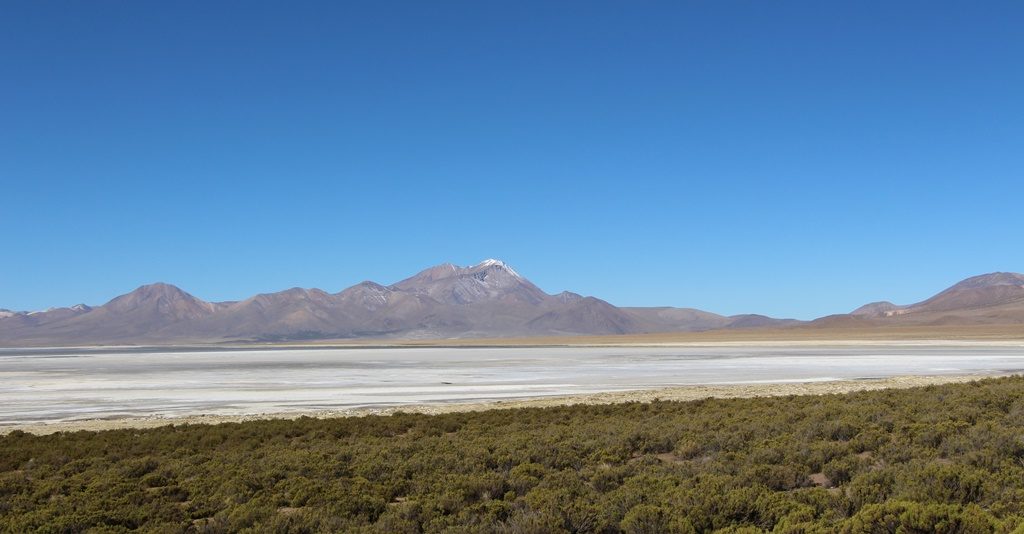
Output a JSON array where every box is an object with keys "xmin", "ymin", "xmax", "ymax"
[{"xmin": 4, "ymin": 376, "xmax": 1024, "ymax": 532}]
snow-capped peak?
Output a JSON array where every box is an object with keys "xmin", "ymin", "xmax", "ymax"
[{"xmin": 473, "ymin": 259, "xmax": 521, "ymax": 278}]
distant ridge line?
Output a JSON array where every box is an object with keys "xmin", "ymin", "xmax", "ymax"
[{"xmin": 1, "ymin": 261, "xmax": 1022, "ymax": 346}]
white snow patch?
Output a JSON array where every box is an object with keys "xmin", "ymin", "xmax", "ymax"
[{"xmin": 473, "ymin": 259, "xmax": 521, "ymax": 278}]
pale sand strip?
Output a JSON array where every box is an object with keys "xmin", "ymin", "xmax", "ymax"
[{"xmin": 2, "ymin": 373, "xmax": 1014, "ymax": 436}]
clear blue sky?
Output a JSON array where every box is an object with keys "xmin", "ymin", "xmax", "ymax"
[{"xmin": 2, "ymin": 2, "xmax": 1022, "ymax": 319}]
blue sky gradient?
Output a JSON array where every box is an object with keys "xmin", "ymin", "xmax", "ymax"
[{"xmin": 2, "ymin": 2, "xmax": 1022, "ymax": 318}]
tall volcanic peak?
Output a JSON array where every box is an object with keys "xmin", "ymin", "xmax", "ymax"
[
  {"xmin": 395, "ymin": 259, "xmax": 521, "ymax": 284},
  {"xmin": 392, "ymin": 259, "xmax": 547, "ymax": 305}
]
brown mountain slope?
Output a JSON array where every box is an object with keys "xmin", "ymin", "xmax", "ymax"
[
  {"xmin": 909, "ymin": 273, "xmax": 1024, "ymax": 314},
  {"xmin": 622, "ymin": 307, "xmax": 731, "ymax": 332},
  {"xmin": 0, "ymin": 283, "xmax": 216, "ymax": 344},
  {"xmin": 183, "ymin": 288, "xmax": 353, "ymax": 339},
  {"xmin": 527, "ymin": 297, "xmax": 642, "ymax": 335},
  {"xmin": 828, "ymin": 271, "xmax": 1024, "ymax": 327}
]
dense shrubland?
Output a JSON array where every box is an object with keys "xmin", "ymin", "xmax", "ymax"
[{"xmin": 4, "ymin": 376, "xmax": 1024, "ymax": 532}]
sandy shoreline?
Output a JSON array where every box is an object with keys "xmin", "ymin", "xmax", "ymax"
[{"xmin": 2, "ymin": 373, "xmax": 1010, "ymax": 436}]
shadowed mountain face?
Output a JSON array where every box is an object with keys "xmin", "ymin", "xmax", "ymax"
[
  {"xmin": 0, "ymin": 260, "xmax": 794, "ymax": 346},
  {"xmin": 831, "ymin": 272, "xmax": 1024, "ymax": 326}
]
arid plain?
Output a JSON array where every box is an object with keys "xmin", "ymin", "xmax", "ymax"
[{"xmin": 4, "ymin": 338, "xmax": 1023, "ymax": 435}]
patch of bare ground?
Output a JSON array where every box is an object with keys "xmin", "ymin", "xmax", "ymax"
[
  {"xmin": 655, "ymin": 453, "xmax": 687, "ymax": 464},
  {"xmin": 808, "ymin": 473, "xmax": 832, "ymax": 488}
]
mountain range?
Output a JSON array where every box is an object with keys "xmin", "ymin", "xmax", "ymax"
[{"xmin": 0, "ymin": 261, "xmax": 1021, "ymax": 346}]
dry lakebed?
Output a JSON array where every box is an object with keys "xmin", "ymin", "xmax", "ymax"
[{"xmin": 2, "ymin": 341, "xmax": 1024, "ymax": 434}]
